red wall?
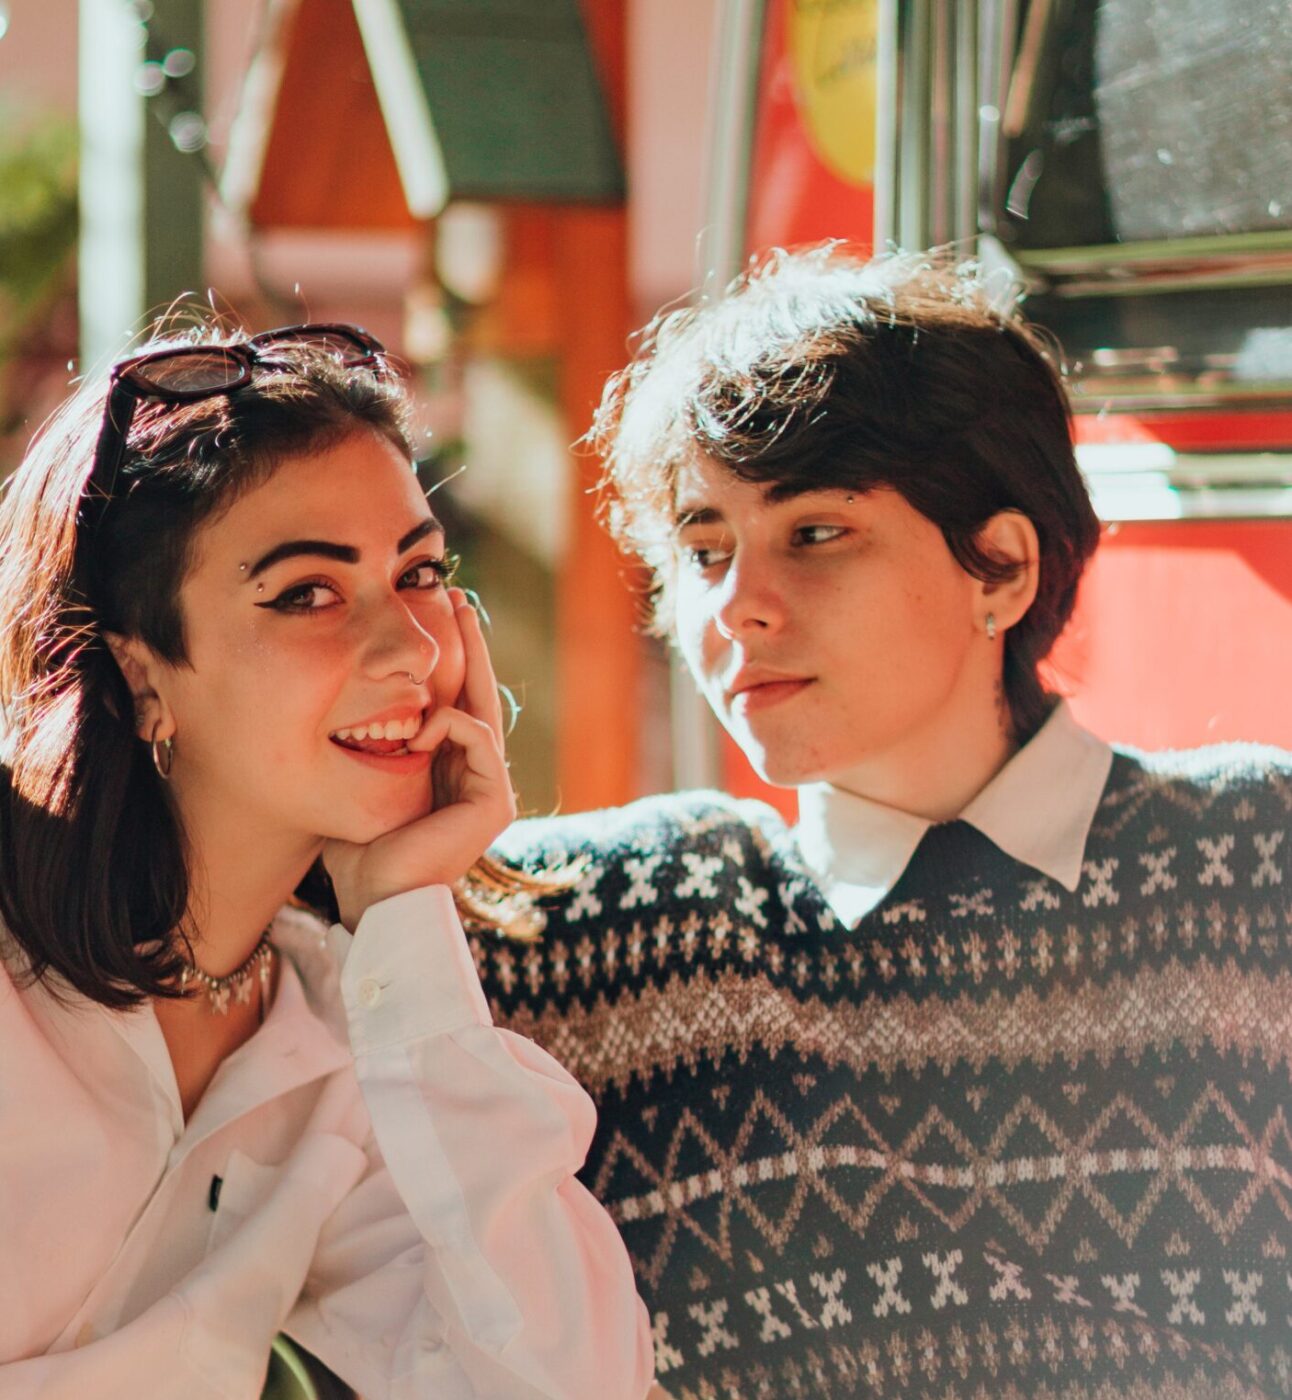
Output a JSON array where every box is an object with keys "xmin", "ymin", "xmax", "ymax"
[{"xmin": 1054, "ymin": 520, "xmax": 1292, "ymax": 751}]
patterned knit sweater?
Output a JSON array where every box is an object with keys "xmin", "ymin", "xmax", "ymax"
[{"xmin": 482, "ymin": 747, "xmax": 1292, "ymax": 1399}]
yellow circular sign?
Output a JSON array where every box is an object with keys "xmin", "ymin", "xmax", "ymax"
[{"xmin": 787, "ymin": 0, "xmax": 879, "ymax": 187}]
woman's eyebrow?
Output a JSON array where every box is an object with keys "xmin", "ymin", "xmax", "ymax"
[
  {"xmin": 246, "ymin": 539, "xmax": 358, "ymax": 578},
  {"xmin": 246, "ymin": 517, "xmax": 442, "ymax": 580},
  {"xmin": 397, "ymin": 517, "xmax": 442, "ymax": 553}
]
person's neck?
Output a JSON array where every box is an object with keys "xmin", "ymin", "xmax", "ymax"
[
  {"xmin": 826, "ymin": 677, "xmax": 1018, "ymax": 822},
  {"xmin": 177, "ymin": 799, "xmax": 322, "ymax": 978}
]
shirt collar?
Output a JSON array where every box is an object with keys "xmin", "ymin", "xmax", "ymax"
[
  {"xmin": 795, "ymin": 702, "xmax": 1113, "ymax": 926},
  {"xmin": 30, "ymin": 905, "xmax": 355, "ymax": 1148}
]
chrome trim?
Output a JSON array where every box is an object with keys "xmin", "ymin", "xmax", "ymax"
[
  {"xmin": 898, "ymin": 0, "xmax": 931, "ymax": 250},
  {"xmin": 954, "ymin": 0, "xmax": 979, "ymax": 245},
  {"xmin": 1078, "ymin": 445, "xmax": 1292, "ymax": 522},
  {"xmin": 699, "ymin": 0, "xmax": 767, "ymax": 294},
  {"xmin": 1088, "ymin": 483, "xmax": 1292, "ymax": 522},
  {"xmin": 683, "ymin": 0, "xmax": 769, "ymax": 793},
  {"xmin": 976, "ymin": 0, "xmax": 1018, "ymax": 236},
  {"xmin": 1002, "ymin": 0, "xmax": 1051, "ymax": 140},
  {"xmin": 930, "ymin": 0, "xmax": 953, "ymax": 246},
  {"xmin": 874, "ymin": 0, "xmax": 901, "ymax": 248},
  {"xmin": 1071, "ymin": 384, "xmax": 1292, "ymax": 413}
]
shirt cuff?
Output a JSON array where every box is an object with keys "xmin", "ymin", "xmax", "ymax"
[{"xmin": 336, "ymin": 885, "xmax": 492, "ymax": 1054}]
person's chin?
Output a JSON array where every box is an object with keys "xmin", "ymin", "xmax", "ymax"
[
  {"xmin": 324, "ymin": 783, "xmax": 432, "ymax": 845},
  {"xmin": 734, "ymin": 736, "xmax": 813, "ymax": 790}
]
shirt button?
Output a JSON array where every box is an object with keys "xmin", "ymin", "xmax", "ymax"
[{"xmin": 357, "ymin": 977, "xmax": 382, "ymax": 1008}]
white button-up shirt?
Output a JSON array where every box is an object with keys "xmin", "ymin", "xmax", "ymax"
[
  {"xmin": 1, "ymin": 886, "xmax": 653, "ymax": 1399},
  {"xmin": 796, "ymin": 702, "xmax": 1114, "ymax": 926}
]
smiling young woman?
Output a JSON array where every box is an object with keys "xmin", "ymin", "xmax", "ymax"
[{"xmin": 0, "ymin": 324, "xmax": 652, "ymax": 1398}]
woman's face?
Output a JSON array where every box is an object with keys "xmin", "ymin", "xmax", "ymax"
[{"xmin": 152, "ymin": 429, "xmax": 466, "ymax": 854}]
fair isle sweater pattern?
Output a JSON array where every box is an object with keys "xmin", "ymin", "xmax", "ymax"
[{"xmin": 481, "ymin": 747, "xmax": 1292, "ymax": 1399}]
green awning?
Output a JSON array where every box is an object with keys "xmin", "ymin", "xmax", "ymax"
[{"xmin": 353, "ymin": 0, "xmax": 624, "ymax": 215}]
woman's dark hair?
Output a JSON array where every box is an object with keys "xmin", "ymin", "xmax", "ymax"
[
  {"xmin": 592, "ymin": 244, "xmax": 1102, "ymax": 739},
  {"xmin": 0, "ymin": 322, "xmax": 542, "ymax": 1010}
]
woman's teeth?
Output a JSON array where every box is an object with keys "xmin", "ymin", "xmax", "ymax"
[{"xmin": 332, "ymin": 715, "xmax": 421, "ymax": 742}]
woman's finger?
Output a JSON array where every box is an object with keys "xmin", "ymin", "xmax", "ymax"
[
  {"xmin": 323, "ymin": 703, "xmax": 515, "ymax": 924},
  {"xmin": 410, "ymin": 704, "xmax": 506, "ymax": 795},
  {"xmin": 450, "ymin": 587, "xmax": 506, "ymax": 745}
]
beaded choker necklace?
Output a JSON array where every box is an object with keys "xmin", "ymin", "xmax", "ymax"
[{"xmin": 180, "ymin": 933, "xmax": 275, "ymax": 1015}]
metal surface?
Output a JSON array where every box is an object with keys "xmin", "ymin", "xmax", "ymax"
[
  {"xmin": 873, "ymin": 0, "xmax": 900, "ymax": 247},
  {"xmin": 699, "ymin": 0, "xmax": 766, "ymax": 293},
  {"xmin": 1080, "ymin": 443, "xmax": 1292, "ymax": 521},
  {"xmin": 975, "ymin": 0, "xmax": 1017, "ymax": 237},
  {"xmin": 929, "ymin": 0, "xmax": 952, "ymax": 245},
  {"xmin": 679, "ymin": 0, "xmax": 769, "ymax": 792},
  {"xmin": 897, "ymin": 0, "xmax": 929, "ymax": 249},
  {"xmin": 953, "ymin": 0, "xmax": 978, "ymax": 244}
]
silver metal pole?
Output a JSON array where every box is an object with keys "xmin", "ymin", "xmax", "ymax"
[
  {"xmin": 898, "ymin": 0, "xmax": 930, "ymax": 250},
  {"xmin": 873, "ymin": 0, "xmax": 900, "ymax": 249},
  {"xmin": 930, "ymin": 0, "xmax": 953, "ymax": 246},
  {"xmin": 954, "ymin": 0, "xmax": 979, "ymax": 246},
  {"xmin": 698, "ymin": 0, "xmax": 766, "ymax": 294},
  {"xmin": 674, "ymin": 0, "xmax": 767, "ymax": 792}
]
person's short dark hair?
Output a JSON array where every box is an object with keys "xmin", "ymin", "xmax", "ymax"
[{"xmin": 592, "ymin": 244, "xmax": 1102, "ymax": 739}]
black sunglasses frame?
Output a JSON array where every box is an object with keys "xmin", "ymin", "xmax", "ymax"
[{"xmin": 81, "ymin": 322, "xmax": 386, "ymax": 528}]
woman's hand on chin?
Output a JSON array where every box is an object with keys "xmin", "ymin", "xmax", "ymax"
[{"xmin": 322, "ymin": 589, "xmax": 515, "ymax": 931}]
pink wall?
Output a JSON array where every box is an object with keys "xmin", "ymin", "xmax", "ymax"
[
  {"xmin": 2, "ymin": 0, "xmax": 79, "ymax": 116},
  {"xmin": 627, "ymin": 0, "xmax": 719, "ymax": 320}
]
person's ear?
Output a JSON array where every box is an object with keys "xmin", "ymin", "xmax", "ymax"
[
  {"xmin": 103, "ymin": 633, "xmax": 175, "ymax": 743},
  {"xmin": 973, "ymin": 510, "xmax": 1040, "ymax": 634}
]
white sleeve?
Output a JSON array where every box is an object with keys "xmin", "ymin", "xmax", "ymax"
[{"xmin": 286, "ymin": 886, "xmax": 654, "ymax": 1400}]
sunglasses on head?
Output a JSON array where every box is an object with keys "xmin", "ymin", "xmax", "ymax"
[{"xmin": 82, "ymin": 323, "xmax": 387, "ymax": 526}]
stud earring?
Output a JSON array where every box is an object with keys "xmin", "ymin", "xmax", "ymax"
[{"xmin": 985, "ymin": 613, "xmax": 998, "ymax": 641}]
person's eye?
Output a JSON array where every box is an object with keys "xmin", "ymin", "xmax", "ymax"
[
  {"xmin": 793, "ymin": 524, "xmax": 847, "ymax": 547},
  {"xmin": 257, "ymin": 579, "xmax": 342, "ymax": 613},
  {"xmin": 399, "ymin": 554, "xmax": 458, "ymax": 591},
  {"xmin": 679, "ymin": 540, "xmax": 733, "ymax": 571}
]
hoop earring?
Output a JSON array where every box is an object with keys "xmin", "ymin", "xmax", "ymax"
[
  {"xmin": 406, "ymin": 671, "xmax": 429, "ymax": 686},
  {"xmin": 985, "ymin": 613, "xmax": 998, "ymax": 642},
  {"xmin": 151, "ymin": 733, "xmax": 174, "ymax": 779}
]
